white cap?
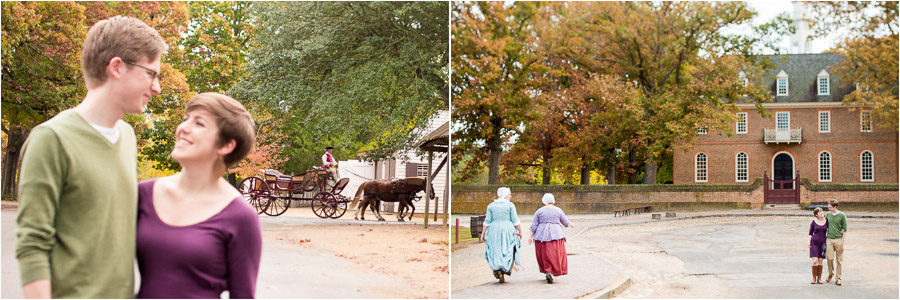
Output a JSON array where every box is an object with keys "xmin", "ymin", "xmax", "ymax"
[
  {"xmin": 497, "ymin": 187, "xmax": 511, "ymax": 199},
  {"xmin": 542, "ymin": 193, "xmax": 556, "ymax": 205}
]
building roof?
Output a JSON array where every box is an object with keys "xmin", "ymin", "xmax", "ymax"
[
  {"xmin": 762, "ymin": 53, "xmax": 853, "ymax": 103},
  {"xmin": 416, "ymin": 121, "xmax": 449, "ymax": 153}
]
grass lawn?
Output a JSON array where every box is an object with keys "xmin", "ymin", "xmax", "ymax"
[{"xmin": 451, "ymin": 226, "xmax": 479, "ymax": 245}]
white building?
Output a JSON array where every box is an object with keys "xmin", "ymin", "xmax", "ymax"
[{"xmin": 338, "ymin": 110, "xmax": 450, "ymax": 216}]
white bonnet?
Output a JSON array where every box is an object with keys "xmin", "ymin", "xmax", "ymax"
[
  {"xmin": 497, "ymin": 187, "xmax": 511, "ymax": 199},
  {"xmin": 542, "ymin": 193, "xmax": 555, "ymax": 205}
]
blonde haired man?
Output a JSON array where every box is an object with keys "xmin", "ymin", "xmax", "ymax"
[{"xmin": 16, "ymin": 16, "xmax": 166, "ymax": 298}]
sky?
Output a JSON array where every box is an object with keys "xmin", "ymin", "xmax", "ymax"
[{"xmin": 748, "ymin": 0, "xmax": 841, "ymax": 53}]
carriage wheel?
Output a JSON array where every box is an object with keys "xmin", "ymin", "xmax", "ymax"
[
  {"xmin": 239, "ymin": 176, "xmax": 269, "ymax": 215},
  {"xmin": 311, "ymin": 193, "xmax": 333, "ymax": 218},
  {"xmin": 329, "ymin": 196, "xmax": 348, "ymax": 219},
  {"xmin": 263, "ymin": 196, "xmax": 290, "ymax": 217}
]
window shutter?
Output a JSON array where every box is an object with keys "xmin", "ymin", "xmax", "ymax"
[{"xmin": 406, "ymin": 163, "xmax": 418, "ymax": 178}]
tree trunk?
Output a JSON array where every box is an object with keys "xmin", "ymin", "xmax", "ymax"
[
  {"xmin": 644, "ymin": 155, "xmax": 658, "ymax": 184},
  {"xmin": 628, "ymin": 149, "xmax": 637, "ymax": 184},
  {"xmin": 542, "ymin": 164, "xmax": 551, "ymax": 185},
  {"xmin": 607, "ymin": 149, "xmax": 616, "ymax": 185},
  {"xmin": 580, "ymin": 157, "xmax": 591, "ymax": 185},
  {"xmin": 2, "ymin": 128, "xmax": 29, "ymax": 199},
  {"xmin": 487, "ymin": 136, "xmax": 502, "ymax": 185}
]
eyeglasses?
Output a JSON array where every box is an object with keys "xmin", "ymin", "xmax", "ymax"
[{"xmin": 124, "ymin": 60, "xmax": 162, "ymax": 81}]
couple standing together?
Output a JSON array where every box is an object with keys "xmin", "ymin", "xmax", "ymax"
[
  {"xmin": 16, "ymin": 16, "xmax": 262, "ymax": 298},
  {"xmin": 480, "ymin": 188, "xmax": 573, "ymax": 284},
  {"xmin": 808, "ymin": 199, "xmax": 848, "ymax": 286}
]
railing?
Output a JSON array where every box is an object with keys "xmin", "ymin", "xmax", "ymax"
[{"xmin": 764, "ymin": 128, "xmax": 802, "ymax": 144}]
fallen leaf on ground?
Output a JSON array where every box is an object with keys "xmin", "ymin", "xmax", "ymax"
[{"xmin": 418, "ymin": 238, "xmax": 428, "ymax": 243}]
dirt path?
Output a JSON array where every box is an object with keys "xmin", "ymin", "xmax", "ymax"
[{"xmin": 261, "ymin": 211, "xmax": 450, "ymax": 299}]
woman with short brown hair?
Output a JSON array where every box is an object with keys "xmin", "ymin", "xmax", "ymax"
[{"xmin": 136, "ymin": 92, "xmax": 262, "ymax": 298}]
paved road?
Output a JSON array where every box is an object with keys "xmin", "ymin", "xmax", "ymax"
[
  {"xmin": 452, "ymin": 219, "xmax": 628, "ymax": 299},
  {"xmin": 1, "ymin": 209, "xmax": 420, "ymax": 299},
  {"xmin": 451, "ymin": 210, "xmax": 898, "ymax": 299}
]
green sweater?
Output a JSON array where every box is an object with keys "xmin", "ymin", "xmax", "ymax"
[
  {"xmin": 825, "ymin": 211, "xmax": 848, "ymax": 239},
  {"xmin": 16, "ymin": 110, "xmax": 138, "ymax": 298}
]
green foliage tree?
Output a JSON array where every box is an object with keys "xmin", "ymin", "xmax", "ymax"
[{"xmin": 230, "ymin": 1, "xmax": 448, "ymax": 173}]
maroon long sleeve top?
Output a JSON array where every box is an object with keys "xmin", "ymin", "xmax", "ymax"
[{"xmin": 136, "ymin": 179, "xmax": 262, "ymax": 298}]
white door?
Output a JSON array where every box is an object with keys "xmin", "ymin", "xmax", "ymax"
[{"xmin": 776, "ymin": 112, "xmax": 790, "ymax": 140}]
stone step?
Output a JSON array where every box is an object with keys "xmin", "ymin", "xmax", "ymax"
[{"xmin": 763, "ymin": 204, "xmax": 801, "ymax": 209}]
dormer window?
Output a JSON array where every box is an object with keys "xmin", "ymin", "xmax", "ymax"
[
  {"xmin": 738, "ymin": 71, "xmax": 748, "ymax": 87},
  {"xmin": 776, "ymin": 70, "xmax": 788, "ymax": 96},
  {"xmin": 817, "ymin": 69, "xmax": 830, "ymax": 95}
]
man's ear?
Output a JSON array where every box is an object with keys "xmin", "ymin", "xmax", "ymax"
[
  {"xmin": 107, "ymin": 57, "xmax": 126, "ymax": 80},
  {"xmin": 217, "ymin": 139, "xmax": 237, "ymax": 157}
]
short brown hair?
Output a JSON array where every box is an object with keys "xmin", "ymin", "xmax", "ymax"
[
  {"xmin": 82, "ymin": 16, "xmax": 168, "ymax": 88},
  {"xmin": 813, "ymin": 207, "xmax": 823, "ymax": 216},
  {"xmin": 828, "ymin": 199, "xmax": 839, "ymax": 208},
  {"xmin": 185, "ymin": 93, "xmax": 256, "ymax": 169}
]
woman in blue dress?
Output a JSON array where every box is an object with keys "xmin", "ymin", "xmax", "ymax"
[{"xmin": 479, "ymin": 187, "xmax": 522, "ymax": 283}]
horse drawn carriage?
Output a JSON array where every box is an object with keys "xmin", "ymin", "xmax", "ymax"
[{"xmin": 239, "ymin": 168, "xmax": 351, "ymax": 219}]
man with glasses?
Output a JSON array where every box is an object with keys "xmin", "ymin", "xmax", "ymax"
[{"xmin": 16, "ymin": 16, "xmax": 166, "ymax": 298}]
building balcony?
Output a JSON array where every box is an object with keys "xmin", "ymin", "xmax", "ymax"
[{"xmin": 764, "ymin": 128, "xmax": 802, "ymax": 144}]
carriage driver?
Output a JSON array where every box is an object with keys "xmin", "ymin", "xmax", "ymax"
[{"xmin": 322, "ymin": 146, "xmax": 340, "ymax": 182}]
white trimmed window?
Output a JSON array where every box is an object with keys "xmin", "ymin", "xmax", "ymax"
[
  {"xmin": 776, "ymin": 112, "xmax": 790, "ymax": 131},
  {"xmin": 735, "ymin": 152, "xmax": 748, "ymax": 182},
  {"xmin": 697, "ymin": 127, "xmax": 707, "ymax": 135},
  {"xmin": 860, "ymin": 111, "xmax": 872, "ymax": 132},
  {"xmin": 695, "ymin": 152, "xmax": 708, "ymax": 183},
  {"xmin": 776, "ymin": 70, "xmax": 789, "ymax": 96},
  {"xmin": 739, "ymin": 71, "xmax": 748, "ymax": 86},
  {"xmin": 860, "ymin": 151, "xmax": 874, "ymax": 182},
  {"xmin": 736, "ymin": 112, "xmax": 747, "ymax": 134},
  {"xmin": 817, "ymin": 69, "xmax": 830, "ymax": 95},
  {"xmin": 818, "ymin": 111, "xmax": 830, "ymax": 133},
  {"xmin": 416, "ymin": 164, "xmax": 429, "ymax": 177},
  {"xmin": 818, "ymin": 151, "xmax": 832, "ymax": 182}
]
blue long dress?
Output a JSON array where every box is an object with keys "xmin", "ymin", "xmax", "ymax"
[{"xmin": 484, "ymin": 200, "xmax": 521, "ymax": 273}]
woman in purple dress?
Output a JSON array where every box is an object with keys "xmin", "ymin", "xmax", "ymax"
[
  {"xmin": 136, "ymin": 93, "xmax": 262, "ymax": 298},
  {"xmin": 808, "ymin": 207, "xmax": 828, "ymax": 284},
  {"xmin": 526, "ymin": 193, "xmax": 575, "ymax": 284}
]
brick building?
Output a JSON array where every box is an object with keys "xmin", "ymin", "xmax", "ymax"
[{"xmin": 674, "ymin": 53, "xmax": 899, "ymax": 185}]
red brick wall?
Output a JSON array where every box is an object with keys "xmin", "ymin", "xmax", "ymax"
[
  {"xmin": 674, "ymin": 106, "xmax": 898, "ymax": 184},
  {"xmin": 450, "ymin": 185, "xmax": 899, "ymax": 213}
]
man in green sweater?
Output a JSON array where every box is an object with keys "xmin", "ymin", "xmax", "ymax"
[
  {"xmin": 824, "ymin": 199, "xmax": 848, "ymax": 286},
  {"xmin": 16, "ymin": 16, "xmax": 166, "ymax": 298}
]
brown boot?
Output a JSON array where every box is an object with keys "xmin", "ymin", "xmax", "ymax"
[
  {"xmin": 816, "ymin": 266, "xmax": 824, "ymax": 284},
  {"xmin": 811, "ymin": 266, "xmax": 817, "ymax": 284}
]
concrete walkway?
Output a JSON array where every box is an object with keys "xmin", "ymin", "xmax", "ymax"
[{"xmin": 450, "ymin": 209, "xmax": 898, "ymax": 299}]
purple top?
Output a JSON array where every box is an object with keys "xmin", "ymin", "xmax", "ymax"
[
  {"xmin": 136, "ymin": 179, "xmax": 262, "ymax": 299},
  {"xmin": 809, "ymin": 219, "xmax": 829, "ymax": 242},
  {"xmin": 529, "ymin": 205, "xmax": 572, "ymax": 242}
]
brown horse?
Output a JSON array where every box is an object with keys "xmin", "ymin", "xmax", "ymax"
[{"xmin": 350, "ymin": 177, "xmax": 434, "ymax": 222}]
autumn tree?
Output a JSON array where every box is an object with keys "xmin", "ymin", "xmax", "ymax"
[
  {"xmin": 541, "ymin": 2, "xmax": 777, "ymax": 184},
  {"xmin": 1, "ymin": 2, "xmax": 190, "ymax": 198},
  {"xmin": 141, "ymin": 1, "xmax": 257, "ymax": 175},
  {"xmin": 231, "ymin": 2, "xmax": 448, "ymax": 173},
  {"xmin": 452, "ymin": 1, "xmax": 543, "ymax": 184},
  {"xmin": 806, "ymin": 1, "xmax": 898, "ymax": 130}
]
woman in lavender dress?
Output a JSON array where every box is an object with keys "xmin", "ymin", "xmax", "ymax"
[
  {"xmin": 136, "ymin": 93, "xmax": 262, "ymax": 298},
  {"xmin": 808, "ymin": 207, "xmax": 828, "ymax": 284},
  {"xmin": 527, "ymin": 193, "xmax": 575, "ymax": 283}
]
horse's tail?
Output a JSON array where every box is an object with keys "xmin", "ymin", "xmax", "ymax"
[{"xmin": 350, "ymin": 182, "xmax": 365, "ymax": 211}]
